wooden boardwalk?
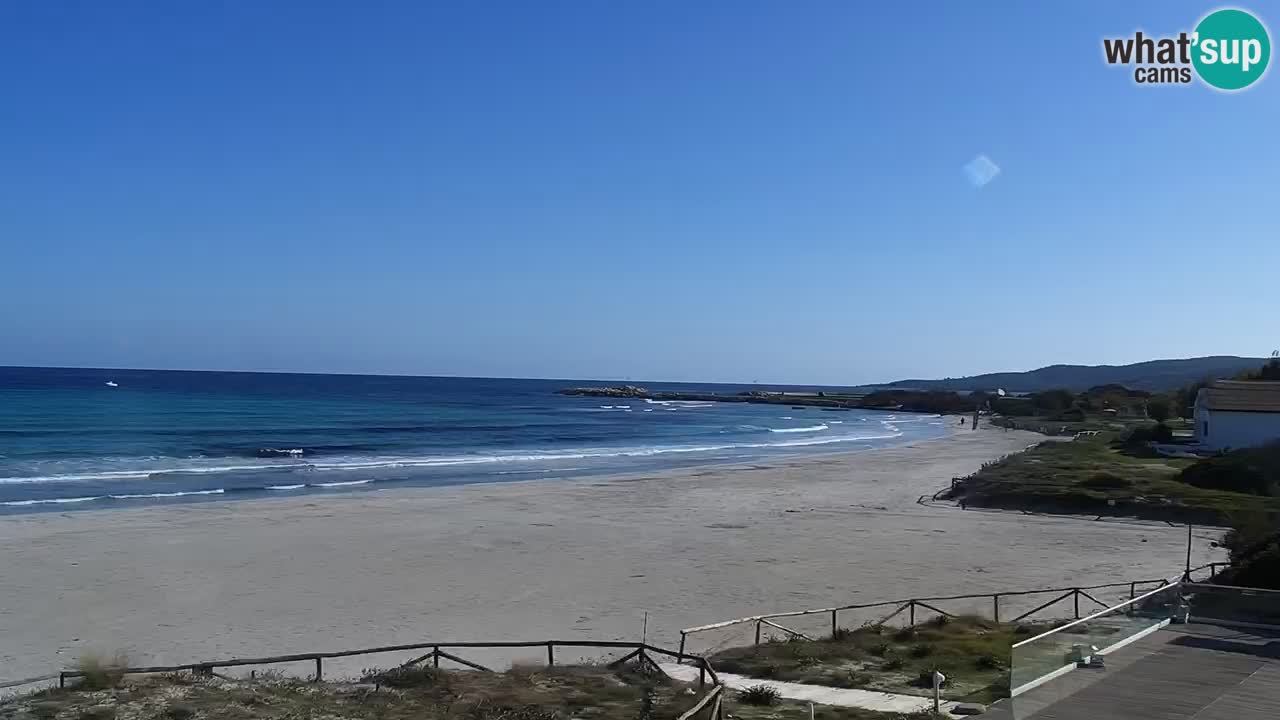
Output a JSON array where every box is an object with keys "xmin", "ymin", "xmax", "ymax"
[{"xmin": 986, "ymin": 623, "xmax": 1280, "ymax": 719}]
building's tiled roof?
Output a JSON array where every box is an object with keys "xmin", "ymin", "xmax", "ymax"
[{"xmin": 1200, "ymin": 380, "xmax": 1280, "ymax": 413}]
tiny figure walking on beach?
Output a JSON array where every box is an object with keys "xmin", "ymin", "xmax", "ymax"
[{"xmin": 960, "ymin": 417, "xmax": 966, "ymax": 426}]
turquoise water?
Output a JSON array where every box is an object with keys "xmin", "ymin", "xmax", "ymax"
[{"xmin": 0, "ymin": 367, "xmax": 948, "ymax": 512}]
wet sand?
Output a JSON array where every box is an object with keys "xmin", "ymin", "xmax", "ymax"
[{"xmin": 0, "ymin": 426, "xmax": 1224, "ymax": 682}]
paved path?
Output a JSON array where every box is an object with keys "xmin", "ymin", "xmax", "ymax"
[{"xmin": 658, "ymin": 663, "xmax": 957, "ymax": 714}]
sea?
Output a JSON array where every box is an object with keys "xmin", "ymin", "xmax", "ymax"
[{"xmin": 0, "ymin": 367, "xmax": 948, "ymax": 513}]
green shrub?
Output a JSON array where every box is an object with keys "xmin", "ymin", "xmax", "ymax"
[
  {"xmin": 30, "ymin": 703, "xmax": 62, "ymax": 720},
  {"xmin": 73, "ymin": 653, "xmax": 129, "ymax": 691},
  {"xmin": 975, "ymin": 653, "xmax": 1004, "ymax": 670},
  {"xmin": 883, "ymin": 658, "xmax": 905, "ymax": 671},
  {"xmin": 360, "ymin": 666, "xmax": 451, "ymax": 689},
  {"xmin": 1080, "ymin": 472, "xmax": 1131, "ymax": 490},
  {"xmin": 163, "ymin": 705, "xmax": 195, "ymax": 720},
  {"xmin": 909, "ymin": 643, "xmax": 934, "ymax": 658},
  {"xmin": 738, "ymin": 685, "xmax": 780, "ymax": 706},
  {"xmin": 1178, "ymin": 442, "xmax": 1280, "ymax": 496},
  {"xmin": 1121, "ymin": 424, "xmax": 1174, "ymax": 445}
]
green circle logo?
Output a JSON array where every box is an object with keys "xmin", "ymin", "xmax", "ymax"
[{"xmin": 1192, "ymin": 9, "xmax": 1271, "ymax": 90}]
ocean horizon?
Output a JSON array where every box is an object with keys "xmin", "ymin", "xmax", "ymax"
[{"xmin": 0, "ymin": 366, "xmax": 948, "ymax": 513}]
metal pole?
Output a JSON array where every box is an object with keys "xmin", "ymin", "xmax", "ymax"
[
  {"xmin": 315, "ymin": 657, "xmax": 323, "ymax": 682},
  {"xmin": 1074, "ymin": 590, "xmax": 1080, "ymax": 619},
  {"xmin": 1183, "ymin": 524, "xmax": 1194, "ymax": 581},
  {"xmin": 993, "ymin": 595, "xmax": 1000, "ymax": 623},
  {"xmin": 832, "ymin": 609, "xmax": 838, "ymax": 638},
  {"xmin": 547, "ymin": 643, "xmax": 554, "ymax": 667},
  {"xmin": 909, "ymin": 601, "xmax": 916, "ymax": 626},
  {"xmin": 754, "ymin": 621, "xmax": 761, "ymax": 645}
]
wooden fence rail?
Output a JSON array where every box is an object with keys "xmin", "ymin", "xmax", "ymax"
[
  {"xmin": 53, "ymin": 639, "xmax": 720, "ymax": 700},
  {"xmin": 676, "ymin": 570, "xmax": 1221, "ymax": 655}
]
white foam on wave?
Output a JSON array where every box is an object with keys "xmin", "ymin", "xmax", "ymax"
[
  {"xmin": 644, "ymin": 399, "xmax": 714, "ymax": 408},
  {"xmin": 0, "ymin": 460, "xmax": 312, "ymax": 485},
  {"xmin": 2, "ymin": 495, "xmax": 102, "ymax": 506},
  {"xmin": 779, "ymin": 416, "xmax": 793, "ymax": 420},
  {"xmin": 769, "ymin": 424, "xmax": 829, "ymax": 434},
  {"xmin": 109, "ymin": 489, "xmax": 225, "ymax": 500},
  {"xmin": 0, "ymin": 423, "xmax": 915, "ymax": 486}
]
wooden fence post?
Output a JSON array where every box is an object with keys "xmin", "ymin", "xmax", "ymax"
[
  {"xmin": 831, "ymin": 609, "xmax": 839, "ymax": 638},
  {"xmin": 699, "ymin": 664, "xmax": 706, "ymax": 689},
  {"xmin": 678, "ymin": 633, "xmax": 687, "ymax": 660},
  {"xmin": 993, "ymin": 594, "xmax": 1000, "ymax": 623},
  {"xmin": 909, "ymin": 601, "xmax": 916, "ymax": 626},
  {"xmin": 754, "ymin": 621, "xmax": 761, "ymax": 645},
  {"xmin": 314, "ymin": 657, "xmax": 323, "ymax": 682},
  {"xmin": 1130, "ymin": 582, "xmax": 1136, "ymax": 600},
  {"xmin": 547, "ymin": 643, "xmax": 555, "ymax": 667},
  {"xmin": 433, "ymin": 647, "xmax": 440, "ymax": 668},
  {"xmin": 1073, "ymin": 590, "xmax": 1080, "ymax": 619}
]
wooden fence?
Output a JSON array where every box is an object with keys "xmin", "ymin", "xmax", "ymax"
[
  {"xmin": 29, "ymin": 640, "xmax": 725, "ymax": 720},
  {"xmin": 53, "ymin": 638, "xmax": 713, "ymax": 685},
  {"xmin": 677, "ymin": 568, "xmax": 1226, "ymax": 656}
]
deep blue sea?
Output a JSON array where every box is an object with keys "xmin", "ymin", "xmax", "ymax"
[{"xmin": 0, "ymin": 367, "xmax": 948, "ymax": 513}]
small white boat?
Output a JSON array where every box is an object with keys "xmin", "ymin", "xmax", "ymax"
[{"xmin": 105, "ymin": 381, "xmax": 119, "ymax": 387}]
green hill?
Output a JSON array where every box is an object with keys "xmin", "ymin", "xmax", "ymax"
[{"xmin": 869, "ymin": 356, "xmax": 1265, "ymax": 393}]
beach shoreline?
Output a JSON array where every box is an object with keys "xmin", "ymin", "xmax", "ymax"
[{"xmin": 0, "ymin": 426, "xmax": 1224, "ymax": 683}]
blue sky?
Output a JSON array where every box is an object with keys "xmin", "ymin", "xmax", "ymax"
[{"xmin": 1, "ymin": 1, "xmax": 1276, "ymax": 384}]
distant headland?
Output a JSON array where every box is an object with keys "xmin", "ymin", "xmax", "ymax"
[{"xmin": 557, "ymin": 385, "xmax": 866, "ymax": 409}]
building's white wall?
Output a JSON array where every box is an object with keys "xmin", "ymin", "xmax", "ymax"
[{"xmin": 1199, "ymin": 410, "xmax": 1280, "ymax": 450}]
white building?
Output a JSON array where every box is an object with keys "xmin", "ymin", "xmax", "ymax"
[{"xmin": 1194, "ymin": 381, "xmax": 1280, "ymax": 450}]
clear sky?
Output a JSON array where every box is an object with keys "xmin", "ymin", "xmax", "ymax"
[{"xmin": 1, "ymin": 1, "xmax": 1276, "ymax": 385}]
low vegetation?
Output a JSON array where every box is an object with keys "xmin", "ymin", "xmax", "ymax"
[
  {"xmin": 711, "ymin": 615, "xmax": 1040, "ymax": 704},
  {"xmin": 6, "ymin": 663, "xmax": 701, "ymax": 720},
  {"xmin": 1177, "ymin": 441, "xmax": 1280, "ymax": 497},
  {"xmin": 3, "ymin": 663, "xmax": 948, "ymax": 720},
  {"xmin": 738, "ymin": 684, "xmax": 781, "ymax": 706},
  {"xmin": 945, "ymin": 431, "xmax": 1280, "ymax": 524}
]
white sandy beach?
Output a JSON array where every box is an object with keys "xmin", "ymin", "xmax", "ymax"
[{"xmin": 0, "ymin": 426, "xmax": 1224, "ymax": 683}]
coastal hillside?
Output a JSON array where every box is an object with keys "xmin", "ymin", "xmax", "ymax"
[{"xmin": 870, "ymin": 356, "xmax": 1265, "ymax": 393}]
